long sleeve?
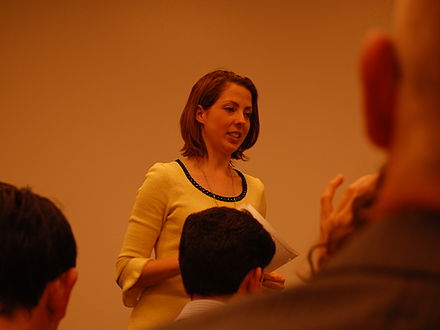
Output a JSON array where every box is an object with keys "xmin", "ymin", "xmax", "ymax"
[{"xmin": 115, "ymin": 163, "xmax": 170, "ymax": 307}]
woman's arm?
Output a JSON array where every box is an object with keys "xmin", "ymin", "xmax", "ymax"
[
  {"xmin": 131, "ymin": 256, "xmax": 180, "ymax": 290},
  {"xmin": 116, "ymin": 163, "xmax": 177, "ymax": 306}
]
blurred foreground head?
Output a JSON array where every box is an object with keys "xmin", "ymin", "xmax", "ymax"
[
  {"xmin": 361, "ymin": 0, "xmax": 440, "ymax": 212},
  {"xmin": 0, "ymin": 182, "xmax": 77, "ymax": 330}
]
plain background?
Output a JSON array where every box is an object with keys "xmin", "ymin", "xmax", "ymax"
[{"xmin": 1, "ymin": 1, "xmax": 392, "ymax": 329}]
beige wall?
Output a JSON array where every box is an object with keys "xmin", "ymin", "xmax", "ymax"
[{"xmin": 0, "ymin": 1, "xmax": 392, "ymax": 329}]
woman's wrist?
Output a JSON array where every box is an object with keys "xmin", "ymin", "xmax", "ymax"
[{"xmin": 135, "ymin": 256, "xmax": 180, "ymax": 289}]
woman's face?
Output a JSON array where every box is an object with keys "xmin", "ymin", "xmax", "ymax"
[{"xmin": 197, "ymin": 83, "xmax": 253, "ymax": 158}]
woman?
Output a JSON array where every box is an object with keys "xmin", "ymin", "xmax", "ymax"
[{"xmin": 116, "ymin": 70, "xmax": 282, "ymax": 330}]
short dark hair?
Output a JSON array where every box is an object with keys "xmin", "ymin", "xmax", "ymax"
[
  {"xmin": 0, "ymin": 182, "xmax": 77, "ymax": 316},
  {"xmin": 180, "ymin": 70, "xmax": 260, "ymax": 160},
  {"xmin": 179, "ymin": 207, "xmax": 275, "ymax": 297}
]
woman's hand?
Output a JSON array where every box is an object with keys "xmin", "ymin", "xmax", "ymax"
[{"xmin": 262, "ymin": 272, "xmax": 285, "ymax": 290}]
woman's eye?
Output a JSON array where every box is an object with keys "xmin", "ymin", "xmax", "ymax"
[
  {"xmin": 245, "ymin": 112, "xmax": 252, "ymax": 118},
  {"xmin": 224, "ymin": 107, "xmax": 234, "ymax": 112}
]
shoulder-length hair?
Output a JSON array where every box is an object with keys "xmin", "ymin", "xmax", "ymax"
[{"xmin": 180, "ymin": 70, "xmax": 260, "ymax": 160}]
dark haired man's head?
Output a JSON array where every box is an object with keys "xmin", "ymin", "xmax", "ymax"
[
  {"xmin": 179, "ymin": 207, "xmax": 275, "ymax": 298},
  {"xmin": 0, "ymin": 182, "xmax": 77, "ymax": 329}
]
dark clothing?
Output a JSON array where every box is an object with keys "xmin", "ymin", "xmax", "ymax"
[{"xmin": 157, "ymin": 210, "xmax": 440, "ymax": 330}]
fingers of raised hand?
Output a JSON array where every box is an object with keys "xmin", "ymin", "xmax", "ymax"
[
  {"xmin": 347, "ymin": 173, "xmax": 379, "ymax": 195},
  {"xmin": 321, "ymin": 173, "xmax": 379, "ymax": 237},
  {"xmin": 320, "ymin": 174, "xmax": 344, "ymax": 220},
  {"xmin": 336, "ymin": 173, "xmax": 378, "ymax": 211}
]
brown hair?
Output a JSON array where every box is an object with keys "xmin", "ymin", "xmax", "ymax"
[{"xmin": 180, "ymin": 70, "xmax": 260, "ymax": 160}]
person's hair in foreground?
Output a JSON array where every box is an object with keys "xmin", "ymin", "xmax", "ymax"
[
  {"xmin": 179, "ymin": 207, "xmax": 275, "ymax": 297},
  {"xmin": 180, "ymin": 70, "xmax": 260, "ymax": 160},
  {"xmin": 0, "ymin": 182, "xmax": 77, "ymax": 329}
]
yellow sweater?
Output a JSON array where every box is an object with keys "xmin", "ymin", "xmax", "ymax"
[{"xmin": 116, "ymin": 160, "xmax": 266, "ymax": 330}]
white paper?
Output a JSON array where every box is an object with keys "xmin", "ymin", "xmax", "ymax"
[{"xmin": 239, "ymin": 204, "xmax": 298, "ymax": 272}]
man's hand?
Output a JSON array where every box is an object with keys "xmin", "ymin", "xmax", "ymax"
[{"xmin": 319, "ymin": 173, "xmax": 378, "ymax": 261}]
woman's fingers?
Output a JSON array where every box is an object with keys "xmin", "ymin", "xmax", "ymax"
[{"xmin": 262, "ymin": 272, "xmax": 285, "ymax": 290}]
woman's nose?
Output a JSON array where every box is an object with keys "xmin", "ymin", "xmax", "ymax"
[{"xmin": 234, "ymin": 110, "xmax": 246, "ymax": 124}]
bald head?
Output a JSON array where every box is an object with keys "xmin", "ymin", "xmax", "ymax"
[
  {"xmin": 360, "ymin": 0, "xmax": 440, "ymax": 212},
  {"xmin": 394, "ymin": 0, "xmax": 440, "ymax": 100},
  {"xmin": 360, "ymin": 0, "xmax": 440, "ymax": 149}
]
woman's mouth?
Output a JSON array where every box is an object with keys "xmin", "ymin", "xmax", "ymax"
[{"xmin": 227, "ymin": 132, "xmax": 241, "ymax": 139}]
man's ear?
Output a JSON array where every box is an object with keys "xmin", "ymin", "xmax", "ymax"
[
  {"xmin": 360, "ymin": 30, "xmax": 399, "ymax": 149},
  {"xmin": 195, "ymin": 105, "xmax": 206, "ymax": 124},
  {"xmin": 46, "ymin": 268, "xmax": 78, "ymax": 324},
  {"xmin": 237, "ymin": 267, "xmax": 262, "ymax": 295}
]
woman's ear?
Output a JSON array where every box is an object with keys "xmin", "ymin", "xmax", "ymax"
[
  {"xmin": 195, "ymin": 105, "xmax": 206, "ymax": 124},
  {"xmin": 360, "ymin": 30, "xmax": 399, "ymax": 149}
]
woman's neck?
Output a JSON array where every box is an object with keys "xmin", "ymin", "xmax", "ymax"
[
  {"xmin": 182, "ymin": 155, "xmax": 239, "ymax": 198},
  {"xmin": 192, "ymin": 154, "xmax": 232, "ymax": 176}
]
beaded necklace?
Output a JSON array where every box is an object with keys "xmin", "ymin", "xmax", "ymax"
[{"xmin": 175, "ymin": 159, "xmax": 247, "ymax": 206}]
